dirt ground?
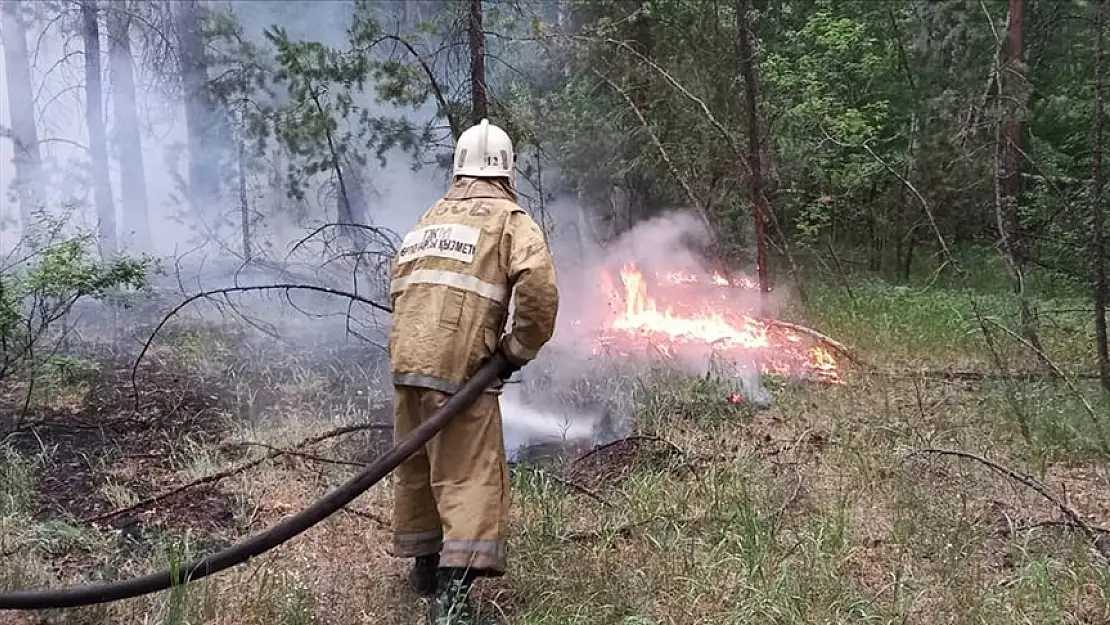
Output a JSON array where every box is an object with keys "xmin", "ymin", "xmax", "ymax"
[{"xmin": 2, "ymin": 336, "xmax": 1108, "ymax": 624}]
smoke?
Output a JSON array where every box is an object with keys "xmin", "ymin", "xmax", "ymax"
[
  {"xmin": 541, "ymin": 206, "xmax": 766, "ymax": 351},
  {"xmin": 0, "ymin": 1, "xmax": 763, "ymax": 460},
  {"xmin": 0, "ymin": 2, "xmax": 446, "ymax": 259},
  {"xmin": 497, "ymin": 205, "xmax": 782, "ymax": 455}
]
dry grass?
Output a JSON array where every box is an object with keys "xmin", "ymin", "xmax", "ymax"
[{"xmin": 1, "ymin": 280, "xmax": 1109, "ymax": 625}]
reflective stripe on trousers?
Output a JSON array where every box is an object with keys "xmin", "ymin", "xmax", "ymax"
[
  {"xmin": 443, "ymin": 539, "xmax": 507, "ymax": 566},
  {"xmin": 393, "ymin": 372, "xmax": 460, "ymax": 395},
  {"xmin": 394, "ymin": 529, "xmax": 443, "ymax": 556}
]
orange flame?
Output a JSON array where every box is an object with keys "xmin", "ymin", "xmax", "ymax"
[
  {"xmin": 594, "ymin": 263, "xmax": 841, "ymax": 383},
  {"xmin": 612, "ymin": 265, "xmax": 770, "ymax": 349}
]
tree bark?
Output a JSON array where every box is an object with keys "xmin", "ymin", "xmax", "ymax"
[
  {"xmin": 403, "ymin": 0, "xmax": 420, "ymax": 29},
  {"xmin": 1, "ymin": 0, "xmax": 47, "ymax": 234},
  {"xmin": 468, "ymin": 0, "xmax": 487, "ymax": 125},
  {"xmin": 81, "ymin": 0, "xmax": 118, "ymax": 257},
  {"xmin": 237, "ymin": 134, "xmax": 251, "ymax": 261},
  {"xmin": 1092, "ymin": 0, "xmax": 1109, "ymax": 390},
  {"xmin": 997, "ymin": 0, "xmax": 1044, "ymax": 353},
  {"xmin": 107, "ymin": 0, "xmax": 151, "ymax": 252},
  {"xmin": 736, "ymin": 0, "xmax": 770, "ymax": 315},
  {"xmin": 999, "ymin": 0, "xmax": 1025, "ymax": 266},
  {"xmin": 173, "ymin": 0, "xmax": 221, "ymax": 218},
  {"xmin": 336, "ymin": 161, "xmax": 368, "ymax": 229}
]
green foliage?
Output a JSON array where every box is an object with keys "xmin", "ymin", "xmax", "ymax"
[
  {"xmin": 21, "ymin": 239, "xmax": 147, "ymax": 297},
  {"xmin": 35, "ymin": 354, "xmax": 101, "ymax": 386},
  {"xmin": 487, "ymin": 0, "xmax": 1104, "ymax": 291},
  {"xmin": 258, "ymin": 19, "xmax": 441, "ymax": 204},
  {"xmin": 0, "ymin": 236, "xmax": 151, "ymax": 381},
  {"xmin": 194, "ymin": 1, "xmax": 453, "ymax": 228}
]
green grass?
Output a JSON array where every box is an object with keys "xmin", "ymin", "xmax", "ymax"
[
  {"xmin": 782, "ymin": 244, "xmax": 1097, "ymax": 371},
  {"xmin": 1, "ymin": 254, "xmax": 1107, "ymax": 624},
  {"xmin": 796, "ymin": 277, "xmax": 1095, "ymax": 370},
  {"xmin": 498, "ymin": 257, "xmax": 1108, "ymax": 624}
]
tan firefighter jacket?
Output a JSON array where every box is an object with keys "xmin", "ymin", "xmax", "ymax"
[{"xmin": 387, "ymin": 177, "xmax": 559, "ymax": 394}]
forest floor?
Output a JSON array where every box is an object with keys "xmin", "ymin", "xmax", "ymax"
[{"xmin": 1, "ymin": 257, "xmax": 1109, "ymax": 625}]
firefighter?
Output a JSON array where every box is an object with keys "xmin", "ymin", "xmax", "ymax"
[{"xmin": 387, "ymin": 118, "xmax": 560, "ymax": 623}]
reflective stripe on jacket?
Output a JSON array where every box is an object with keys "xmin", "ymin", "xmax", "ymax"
[{"xmin": 388, "ymin": 177, "xmax": 559, "ymax": 393}]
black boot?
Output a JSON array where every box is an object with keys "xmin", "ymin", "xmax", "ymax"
[
  {"xmin": 408, "ymin": 553, "xmax": 440, "ymax": 596},
  {"xmin": 426, "ymin": 567, "xmax": 488, "ymax": 625}
]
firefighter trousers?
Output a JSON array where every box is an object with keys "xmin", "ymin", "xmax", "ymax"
[{"xmin": 391, "ymin": 385, "xmax": 511, "ymax": 576}]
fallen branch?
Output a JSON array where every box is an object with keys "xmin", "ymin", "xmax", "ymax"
[
  {"xmin": 766, "ymin": 320, "xmax": 870, "ymax": 368},
  {"xmin": 982, "ymin": 319, "xmax": 1106, "ymax": 438},
  {"xmin": 905, "ymin": 448, "xmax": 1109, "ymax": 559},
  {"xmin": 564, "ymin": 512, "xmax": 737, "ymax": 543},
  {"xmin": 565, "ymin": 516, "xmax": 661, "ymax": 542},
  {"xmin": 225, "ymin": 441, "xmax": 368, "ymax": 468},
  {"xmin": 340, "ymin": 506, "xmax": 390, "ymax": 528},
  {"xmin": 83, "ymin": 422, "xmax": 389, "ymax": 524},
  {"xmin": 997, "ymin": 519, "xmax": 1110, "ymax": 537},
  {"xmin": 886, "ymin": 369, "xmax": 1103, "ymax": 382}
]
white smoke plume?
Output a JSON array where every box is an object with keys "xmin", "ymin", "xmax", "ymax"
[
  {"xmin": 499, "ymin": 206, "xmax": 768, "ymax": 456},
  {"xmin": 0, "ymin": 1, "xmax": 761, "ymax": 461}
]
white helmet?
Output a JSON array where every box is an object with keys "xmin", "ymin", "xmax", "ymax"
[{"xmin": 453, "ymin": 118, "xmax": 515, "ymax": 182}]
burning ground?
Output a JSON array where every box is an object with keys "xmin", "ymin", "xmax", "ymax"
[
  {"xmin": 2, "ymin": 245, "xmax": 1110, "ymax": 624},
  {"xmin": 590, "ymin": 262, "xmax": 840, "ymax": 383}
]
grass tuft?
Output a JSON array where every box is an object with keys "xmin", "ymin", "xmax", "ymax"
[{"xmin": 0, "ymin": 265, "xmax": 1107, "ymax": 624}]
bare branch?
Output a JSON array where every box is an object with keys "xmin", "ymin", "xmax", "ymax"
[
  {"xmin": 592, "ymin": 69, "xmax": 713, "ymax": 235},
  {"xmin": 84, "ymin": 422, "xmax": 391, "ymax": 524},
  {"xmin": 224, "ymin": 441, "xmax": 372, "ymax": 469},
  {"xmin": 906, "ymin": 448, "xmax": 1109, "ymax": 559},
  {"xmin": 983, "ymin": 318, "xmax": 1105, "ymax": 433},
  {"xmin": 371, "ymin": 33, "xmax": 462, "ymax": 139},
  {"xmin": 130, "ymin": 284, "xmax": 393, "ymax": 403}
]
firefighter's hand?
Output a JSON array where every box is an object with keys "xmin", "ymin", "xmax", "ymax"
[{"xmin": 484, "ymin": 349, "xmax": 521, "ymax": 381}]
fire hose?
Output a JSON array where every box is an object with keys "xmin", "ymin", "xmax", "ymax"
[{"xmin": 0, "ymin": 352, "xmax": 509, "ymax": 611}]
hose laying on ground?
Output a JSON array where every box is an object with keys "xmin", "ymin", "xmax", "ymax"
[{"xmin": 0, "ymin": 353, "xmax": 508, "ymax": 611}]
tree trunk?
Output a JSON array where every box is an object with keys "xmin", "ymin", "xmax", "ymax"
[
  {"xmin": 107, "ymin": 0, "xmax": 150, "ymax": 252},
  {"xmin": 1, "ymin": 0, "xmax": 46, "ymax": 235},
  {"xmin": 237, "ymin": 135, "xmax": 251, "ymax": 261},
  {"xmin": 736, "ymin": 0, "xmax": 770, "ymax": 315},
  {"xmin": 468, "ymin": 0, "xmax": 487, "ymax": 124},
  {"xmin": 271, "ymin": 144, "xmax": 286, "ymax": 215},
  {"xmin": 999, "ymin": 0, "xmax": 1025, "ymax": 266},
  {"xmin": 403, "ymin": 0, "xmax": 420, "ymax": 29},
  {"xmin": 997, "ymin": 0, "xmax": 1044, "ymax": 353},
  {"xmin": 81, "ymin": 0, "xmax": 118, "ymax": 257},
  {"xmin": 1092, "ymin": 0, "xmax": 1109, "ymax": 390},
  {"xmin": 336, "ymin": 161, "xmax": 368, "ymax": 228},
  {"xmin": 174, "ymin": 0, "xmax": 221, "ymax": 218}
]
